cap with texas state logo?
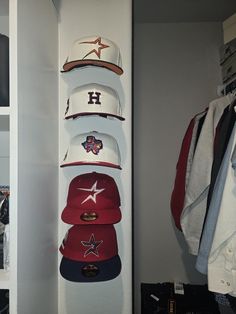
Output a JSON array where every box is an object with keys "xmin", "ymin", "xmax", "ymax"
[
  {"xmin": 61, "ymin": 172, "xmax": 121, "ymax": 225},
  {"xmin": 62, "ymin": 35, "xmax": 123, "ymax": 75},
  {"xmin": 60, "ymin": 131, "xmax": 121, "ymax": 169},
  {"xmin": 59, "ymin": 225, "xmax": 121, "ymax": 282}
]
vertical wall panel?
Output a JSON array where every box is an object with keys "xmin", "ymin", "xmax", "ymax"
[
  {"xmin": 16, "ymin": 0, "xmax": 58, "ymax": 313},
  {"xmin": 58, "ymin": 0, "xmax": 132, "ymax": 313}
]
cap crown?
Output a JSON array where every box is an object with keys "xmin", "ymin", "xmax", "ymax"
[
  {"xmin": 63, "ymin": 36, "xmax": 123, "ymax": 75},
  {"xmin": 61, "ymin": 131, "xmax": 121, "ymax": 169},
  {"xmin": 65, "ymin": 83, "xmax": 124, "ymax": 120},
  {"xmin": 60, "ymin": 225, "xmax": 118, "ymax": 262},
  {"xmin": 66, "ymin": 172, "xmax": 120, "ymax": 211}
]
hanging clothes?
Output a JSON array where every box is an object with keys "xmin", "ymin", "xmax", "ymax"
[
  {"xmin": 205, "ymin": 101, "xmax": 236, "ymax": 219},
  {"xmin": 180, "ymin": 94, "xmax": 234, "ymax": 255},
  {"xmin": 170, "ymin": 109, "xmax": 207, "ymax": 230},
  {"xmin": 207, "ymin": 123, "xmax": 236, "ymax": 295},
  {"xmin": 196, "ymin": 122, "xmax": 236, "ymax": 275}
]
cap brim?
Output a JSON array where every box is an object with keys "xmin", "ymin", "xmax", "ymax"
[
  {"xmin": 61, "ymin": 59, "xmax": 123, "ymax": 75},
  {"xmin": 61, "ymin": 206, "xmax": 122, "ymax": 225},
  {"xmin": 60, "ymin": 255, "xmax": 121, "ymax": 282},
  {"xmin": 60, "ymin": 161, "xmax": 122, "ymax": 170},
  {"xmin": 65, "ymin": 112, "xmax": 125, "ymax": 121}
]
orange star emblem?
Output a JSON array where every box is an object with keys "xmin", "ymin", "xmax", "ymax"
[{"xmin": 80, "ymin": 37, "xmax": 109, "ymax": 59}]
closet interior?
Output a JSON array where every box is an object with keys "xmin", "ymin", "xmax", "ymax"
[
  {"xmin": 134, "ymin": 0, "xmax": 236, "ymax": 314},
  {"xmin": 2, "ymin": 0, "xmax": 236, "ymax": 313}
]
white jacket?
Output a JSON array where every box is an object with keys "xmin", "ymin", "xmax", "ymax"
[{"xmin": 181, "ymin": 94, "xmax": 234, "ymax": 255}]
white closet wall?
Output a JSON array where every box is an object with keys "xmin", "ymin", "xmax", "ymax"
[
  {"xmin": 0, "ymin": 17, "xmax": 9, "ymax": 36},
  {"xmin": 58, "ymin": 1, "xmax": 132, "ymax": 313}
]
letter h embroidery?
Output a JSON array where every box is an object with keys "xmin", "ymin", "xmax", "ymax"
[{"xmin": 88, "ymin": 91, "xmax": 101, "ymax": 105}]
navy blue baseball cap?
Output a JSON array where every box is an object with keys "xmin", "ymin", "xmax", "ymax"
[{"xmin": 60, "ymin": 255, "xmax": 121, "ymax": 282}]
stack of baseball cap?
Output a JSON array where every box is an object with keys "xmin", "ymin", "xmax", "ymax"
[
  {"xmin": 60, "ymin": 35, "xmax": 124, "ymax": 282},
  {"xmin": 60, "ymin": 36, "xmax": 124, "ymax": 170},
  {"xmin": 59, "ymin": 172, "xmax": 122, "ymax": 282}
]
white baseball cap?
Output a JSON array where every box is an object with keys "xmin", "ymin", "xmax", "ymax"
[
  {"xmin": 60, "ymin": 131, "xmax": 121, "ymax": 169},
  {"xmin": 62, "ymin": 36, "xmax": 123, "ymax": 75},
  {"xmin": 65, "ymin": 83, "xmax": 124, "ymax": 121}
]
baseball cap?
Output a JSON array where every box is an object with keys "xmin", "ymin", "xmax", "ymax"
[
  {"xmin": 65, "ymin": 83, "xmax": 125, "ymax": 121},
  {"xmin": 62, "ymin": 36, "xmax": 123, "ymax": 75},
  {"xmin": 61, "ymin": 172, "xmax": 121, "ymax": 225},
  {"xmin": 60, "ymin": 131, "xmax": 121, "ymax": 169},
  {"xmin": 59, "ymin": 225, "xmax": 121, "ymax": 282},
  {"xmin": 60, "ymin": 255, "xmax": 121, "ymax": 282}
]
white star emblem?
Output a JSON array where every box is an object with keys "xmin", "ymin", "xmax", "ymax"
[{"xmin": 78, "ymin": 181, "xmax": 105, "ymax": 204}]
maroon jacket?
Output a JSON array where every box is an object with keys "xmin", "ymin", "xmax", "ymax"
[{"xmin": 171, "ymin": 110, "xmax": 207, "ymax": 230}]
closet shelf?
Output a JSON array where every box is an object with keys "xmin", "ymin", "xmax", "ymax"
[
  {"xmin": 0, "ymin": 270, "xmax": 10, "ymax": 289},
  {"xmin": 0, "ymin": 107, "xmax": 10, "ymax": 116},
  {"xmin": 0, "ymin": 109, "xmax": 10, "ymax": 131}
]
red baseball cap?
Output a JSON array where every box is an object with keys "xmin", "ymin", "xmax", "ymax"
[
  {"xmin": 61, "ymin": 172, "xmax": 121, "ymax": 225},
  {"xmin": 59, "ymin": 225, "xmax": 118, "ymax": 262},
  {"xmin": 59, "ymin": 225, "xmax": 121, "ymax": 282}
]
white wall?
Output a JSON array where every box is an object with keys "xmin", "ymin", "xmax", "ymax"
[
  {"xmin": 134, "ymin": 22, "xmax": 223, "ymax": 313},
  {"xmin": 58, "ymin": 1, "xmax": 132, "ymax": 313},
  {"xmin": 16, "ymin": 0, "xmax": 58, "ymax": 313},
  {"xmin": 0, "ymin": 16, "xmax": 9, "ymax": 36}
]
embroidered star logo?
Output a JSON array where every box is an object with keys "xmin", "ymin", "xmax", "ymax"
[
  {"xmin": 78, "ymin": 181, "xmax": 105, "ymax": 204},
  {"xmin": 81, "ymin": 233, "xmax": 103, "ymax": 257},
  {"xmin": 80, "ymin": 37, "xmax": 109, "ymax": 59}
]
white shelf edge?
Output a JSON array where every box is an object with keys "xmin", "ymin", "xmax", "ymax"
[
  {"xmin": 0, "ymin": 270, "xmax": 10, "ymax": 289},
  {"xmin": 0, "ymin": 107, "xmax": 10, "ymax": 116}
]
